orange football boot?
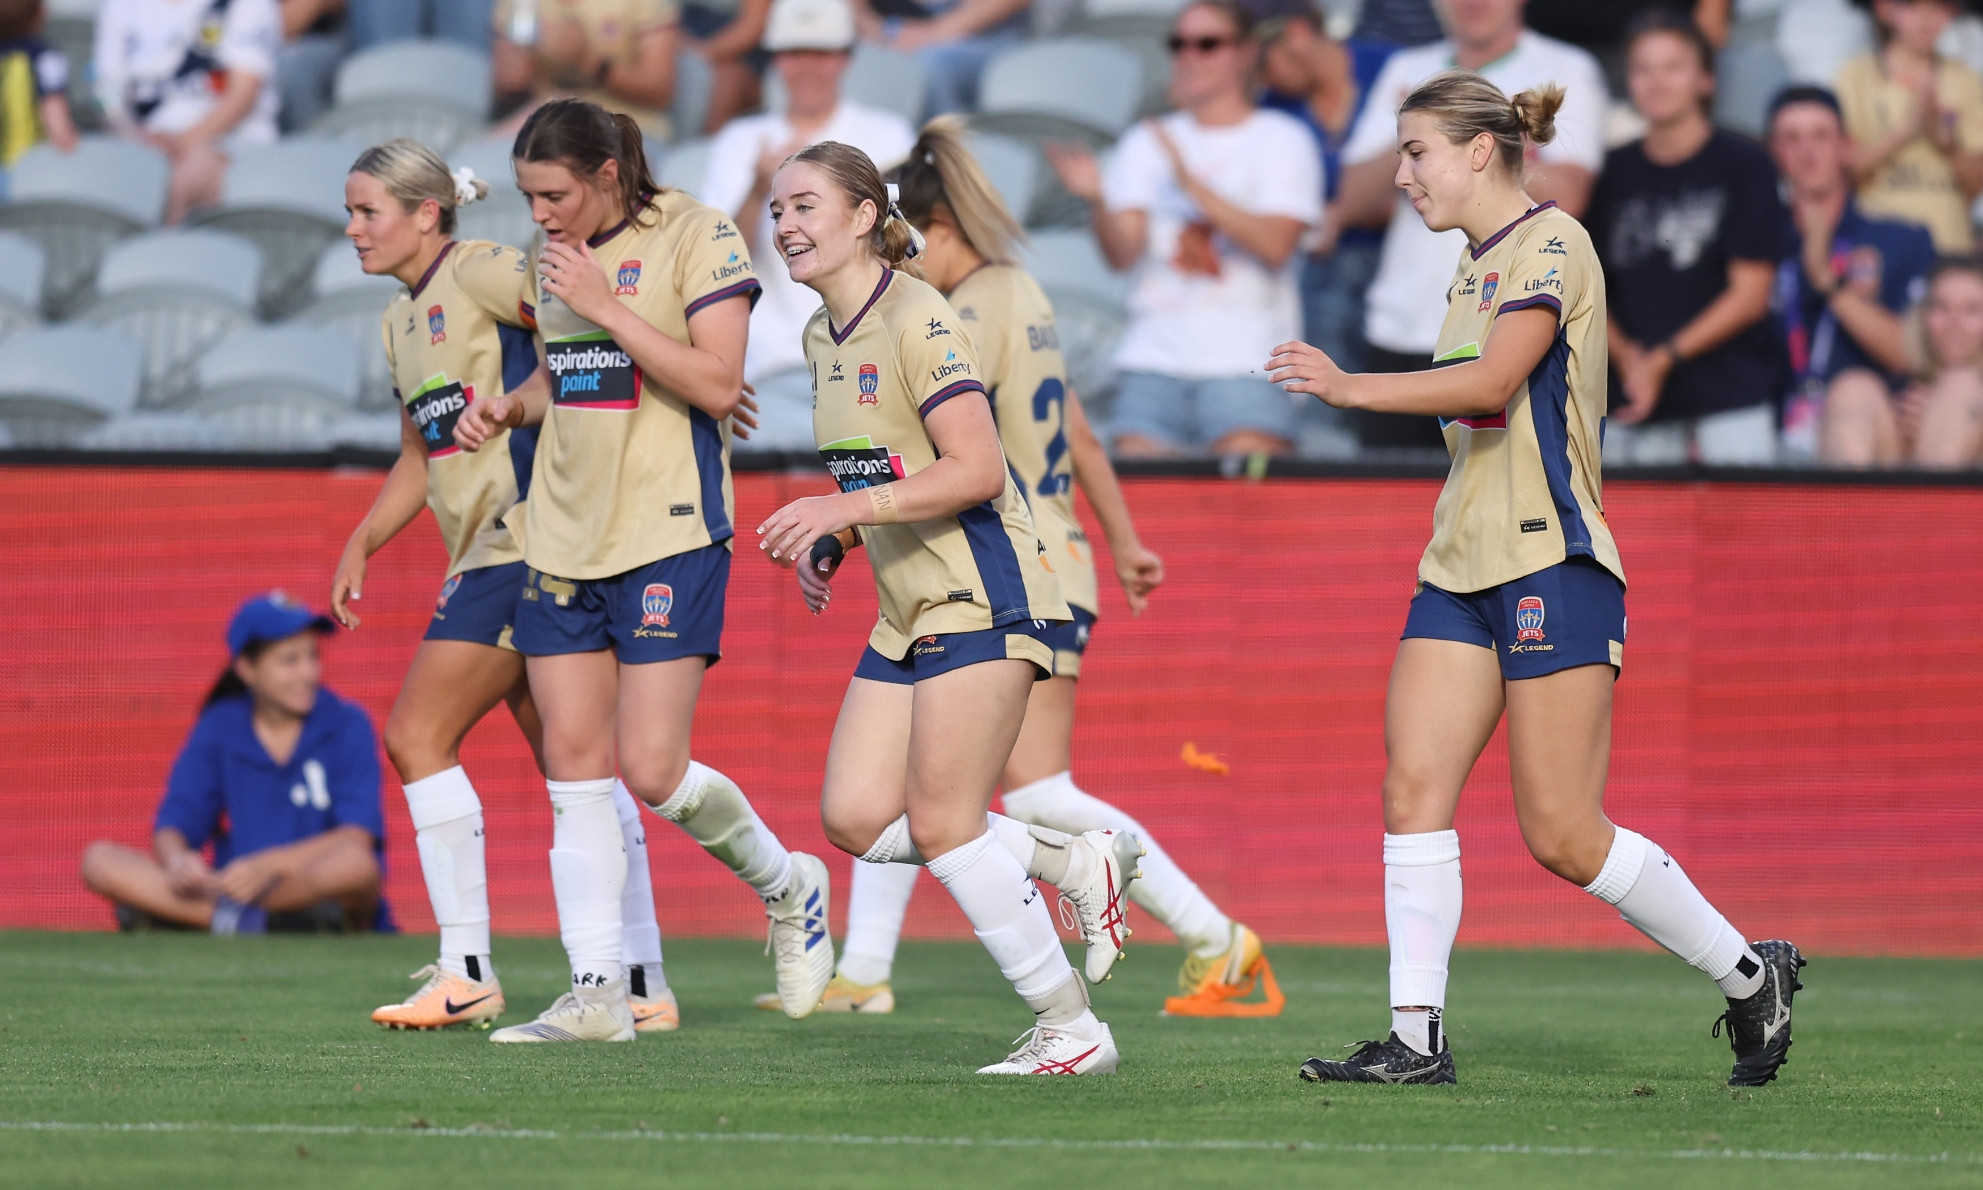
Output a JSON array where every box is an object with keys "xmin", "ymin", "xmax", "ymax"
[
  {"xmin": 1163, "ymin": 923, "xmax": 1284, "ymax": 1018},
  {"xmin": 372, "ymin": 965, "xmax": 505, "ymax": 1030}
]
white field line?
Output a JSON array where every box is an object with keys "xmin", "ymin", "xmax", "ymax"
[{"xmin": 0, "ymin": 1120, "xmax": 1974, "ymax": 1166}]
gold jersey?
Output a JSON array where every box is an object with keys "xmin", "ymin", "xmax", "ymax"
[
  {"xmin": 1422, "ymin": 203, "xmax": 1624, "ymax": 593},
  {"xmin": 522, "ymin": 190, "xmax": 760, "ymax": 580},
  {"xmin": 951, "ymin": 264, "xmax": 1099, "ymax": 617},
  {"xmin": 382, "ymin": 238, "xmax": 539, "ymax": 578},
  {"xmin": 1837, "ymin": 51, "xmax": 1983, "ymax": 253},
  {"xmin": 805, "ymin": 269, "xmax": 1070, "ymax": 659}
]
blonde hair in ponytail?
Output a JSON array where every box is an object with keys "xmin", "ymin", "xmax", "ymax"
[
  {"xmin": 349, "ymin": 138, "xmax": 488, "ymax": 234},
  {"xmin": 1399, "ymin": 70, "xmax": 1565, "ymax": 176},
  {"xmin": 789, "ymin": 140, "xmax": 923, "ymax": 267},
  {"xmin": 889, "ymin": 115, "xmax": 1025, "ymax": 266}
]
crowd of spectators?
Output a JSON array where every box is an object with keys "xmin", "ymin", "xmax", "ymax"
[{"xmin": 2, "ymin": 0, "xmax": 1981, "ymax": 468}]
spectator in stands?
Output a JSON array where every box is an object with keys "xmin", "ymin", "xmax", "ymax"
[
  {"xmin": 1048, "ymin": 0, "xmax": 1322, "ymax": 458},
  {"xmin": 94, "ymin": 0, "xmax": 283, "ymax": 224},
  {"xmin": 0, "ymin": 0, "xmax": 78, "ymax": 177},
  {"xmin": 850, "ymin": 0, "xmax": 1028, "ymax": 115},
  {"xmin": 79, "ymin": 593, "xmax": 386, "ymax": 935},
  {"xmin": 349, "ymin": 0, "xmax": 490, "ymax": 50},
  {"xmin": 1587, "ymin": 12, "xmax": 1787, "ymax": 465},
  {"xmin": 1837, "ymin": 0, "xmax": 1983, "ymax": 252},
  {"xmin": 1335, "ymin": 0, "xmax": 1609, "ymax": 452},
  {"xmin": 1350, "ymin": 0, "xmax": 1441, "ymax": 48},
  {"xmin": 1252, "ymin": 0, "xmax": 1394, "ymax": 373},
  {"xmin": 703, "ymin": 0, "xmax": 913, "ymax": 449},
  {"xmin": 276, "ymin": 0, "xmax": 348, "ymax": 132},
  {"xmin": 1883, "ymin": 257, "xmax": 1983, "ymax": 465},
  {"xmin": 492, "ymin": 0, "xmax": 678, "ymax": 138},
  {"xmin": 1769, "ymin": 84, "xmax": 1937, "ymax": 460},
  {"xmin": 683, "ymin": 0, "xmax": 773, "ymax": 133}
]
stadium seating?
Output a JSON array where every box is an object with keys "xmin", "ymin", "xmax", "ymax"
[
  {"xmin": 762, "ymin": 43, "xmax": 930, "ymax": 128},
  {"xmin": 0, "ymin": 233, "xmax": 47, "ymax": 340},
  {"xmin": 969, "ymin": 133, "xmax": 1043, "ymax": 227},
  {"xmin": 313, "ymin": 40, "xmax": 495, "ymax": 156},
  {"xmin": 78, "ymin": 410, "xmax": 242, "ymax": 452},
  {"xmin": 975, "ymin": 39, "xmax": 1145, "ymax": 144},
  {"xmin": 194, "ymin": 138, "xmax": 359, "ymax": 319},
  {"xmin": 74, "ymin": 230, "xmax": 264, "ymax": 406},
  {"xmin": 672, "ymin": 51, "xmax": 716, "ymax": 147},
  {"xmin": 1715, "ymin": 41, "xmax": 1793, "ymax": 138},
  {"xmin": 660, "ymin": 138, "xmax": 714, "ymax": 199},
  {"xmin": 450, "ymin": 140, "xmax": 537, "ymax": 251},
  {"xmin": 0, "ymin": 324, "xmax": 143, "ymax": 445},
  {"xmin": 0, "ymin": 138, "xmax": 169, "ymax": 316},
  {"xmin": 184, "ymin": 326, "xmax": 363, "ymax": 449},
  {"xmin": 288, "ymin": 242, "xmax": 401, "ymax": 412}
]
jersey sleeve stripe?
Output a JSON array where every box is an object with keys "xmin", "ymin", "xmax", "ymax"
[
  {"xmin": 518, "ymin": 300, "xmax": 537, "ymax": 330},
  {"xmin": 685, "ymin": 278, "xmax": 763, "ymax": 318},
  {"xmin": 688, "ymin": 407, "xmax": 734, "ymax": 543},
  {"xmin": 1525, "ymin": 330, "xmax": 1602, "ymax": 567},
  {"xmin": 1497, "ymin": 294, "xmax": 1563, "ymax": 317},
  {"xmin": 918, "ymin": 378, "xmax": 987, "ymax": 418}
]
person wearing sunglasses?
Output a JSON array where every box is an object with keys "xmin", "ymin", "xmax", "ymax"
[{"xmin": 1047, "ymin": 0, "xmax": 1323, "ymax": 459}]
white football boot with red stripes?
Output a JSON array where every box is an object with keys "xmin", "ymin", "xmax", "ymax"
[
  {"xmin": 1058, "ymin": 830, "xmax": 1144, "ymax": 983},
  {"xmin": 977, "ymin": 1022, "xmax": 1120, "ymax": 1075}
]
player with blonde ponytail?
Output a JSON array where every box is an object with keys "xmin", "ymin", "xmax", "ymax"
[
  {"xmin": 1271, "ymin": 72, "xmax": 1804, "ymax": 1087},
  {"xmin": 767, "ymin": 117, "xmax": 1277, "ymax": 1021},
  {"xmin": 757, "ymin": 140, "xmax": 1141, "ymax": 1075}
]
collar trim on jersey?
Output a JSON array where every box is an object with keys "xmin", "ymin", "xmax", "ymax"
[
  {"xmin": 828, "ymin": 268, "xmax": 893, "ymax": 346},
  {"xmin": 408, "ymin": 240, "xmax": 457, "ymax": 300},
  {"xmin": 944, "ymin": 261, "xmax": 994, "ymax": 299},
  {"xmin": 1470, "ymin": 201, "xmax": 1557, "ymax": 261},
  {"xmin": 588, "ymin": 217, "xmax": 632, "ymax": 249}
]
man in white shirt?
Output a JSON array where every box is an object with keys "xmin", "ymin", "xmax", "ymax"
[
  {"xmin": 701, "ymin": 0, "xmax": 915, "ymax": 450},
  {"xmin": 1049, "ymin": 0, "xmax": 1323, "ymax": 457},
  {"xmin": 1335, "ymin": 0, "xmax": 1608, "ymax": 449},
  {"xmin": 94, "ymin": 0, "xmax": 284, "ymax": 223}
]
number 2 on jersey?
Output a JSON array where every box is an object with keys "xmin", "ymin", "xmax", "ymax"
[{"xmin": 1031, "ymin": 378, "xmax": 1071, "ymax": 499}]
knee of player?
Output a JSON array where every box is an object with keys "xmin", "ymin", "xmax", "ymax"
[
  {"xmin": 381, "ymin": 712, "xmax": 447, "ymax": 780},
  {"xmin": 1521, "ymin": 824, "xmax": 1607, "ymax": 886},
  {"xmin": 1380, "ymin": 769, "xmax": 1457, "ymax": 832},
  {"xmin": 905, "ymin": 814, "xmax": 979, "ymax": 863},
  {"xmin": 821, "ymin": 807, "xmax": 886, "ymax": 857},
  {"xmin": 619, "ymin": 752, "xmax": 691, "ymax": 807}
]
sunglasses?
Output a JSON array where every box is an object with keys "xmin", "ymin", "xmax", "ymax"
[{"xmin": 1167, "ymin": 34, "xmax": 1237, "ymax": 55}]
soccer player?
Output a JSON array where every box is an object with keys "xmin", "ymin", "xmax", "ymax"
[
  {"xmin": 765, "ymin": 117, "xmax": 1275, "ymax": 1018},
  {"xmin": 452, "ymin": 98, "xmax": 833, "ymax": 1041},
  {"xmin": 330, "ymin": 139, "xmax": 680, "ymax": 1033},
  {"xmin": 756, "ymin": 141, "xmax": 1139, "ymax": 1075},
  {"xmin": 1267, "ymin": 72, "xmax": 1805, "ymax": 1087}
]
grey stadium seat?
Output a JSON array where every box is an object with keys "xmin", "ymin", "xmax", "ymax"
[
  {"xmin": 450, "ymin": 139, "xmax": 538, "ymax": 250},
  {"xmin": 290, "ymin": 241, "xmax": 401, "ymax": 411},
  {"xmin": 1715, "ymin": 41, "xmax": 1792, "ymax": 138},
  {"xmin": 327, "ymin": 412, "xmax": 407, "ymax": 452},
  {"xmin": 1018, "ymin": 228, "xmax": 1130, "ymax": 306},
  {"xmin": 74, "ymin": 229, "xmax": 263, "ymax": 405},
  {"xmin": 187, "ymin": 326, "xmax": 362, "ymax": 449},
  {"xmin": 764, "ymin": 43, "xmax": 928, "ymax": 129},
  {"xmin": 671, "ymin": 50, "xmax": 713, "ymax": 145},
  {"xmin": 0, "ymin": 137, "xmax": 169, "ymax": 315},
  {"xmin": 0, "ymin": 324, "xmax": 143, "ymax": 445},
  {"xmin": 659, "ymin": 138, "xmax": 712, "ymax": 200},
  {"xmin": 976, "ymin": 39, "xmax": 1144, "ymax": 144},
  {"xmin": 970, "ymin": 133, "xmax": 1042, "ymax": 227},
  {"xmin": 0, "ymin": 232, "xmax": 47, "ymax": 339},
  {"xmin": 334, "ymin": 38, "xmax": 493, "ymax": 108},
  {"xmin": 79, "ymin": 410, "xmax": 243, "ymax": 452},
  {"xmin": 193, "ymin": 137, "xmax": 356, "ymax": 318},
  {"xmin": 1036, "ymin": 286, "xmax": 1125, "ymax": 405},
  {"xmin": 312, "ymin": 97, "xmax": 488, "ymax": 158}
]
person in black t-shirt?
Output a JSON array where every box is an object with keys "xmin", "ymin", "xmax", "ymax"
[{"xmin": 1585, "ymin": 11, "xmax": 1788, "ymax": 465}]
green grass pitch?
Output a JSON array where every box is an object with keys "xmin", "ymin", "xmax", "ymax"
[{"xmin": 0, "ymin": 931, "xmax": 1977, "ymax": 1189}]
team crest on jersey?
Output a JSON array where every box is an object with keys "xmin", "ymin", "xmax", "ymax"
[
  {"xmin": 427, "ymin": 305, "xmax": 446, "ymax": 344},
  {"xmin": 1477, "ymin": 272, "xmax": 1499, "ymax": 312},
  {"xmin": 858, "ymin": 362, "xmax": 879, "ymax": 404},
  {"xmin": 437, "ymin": 574, "xmax": 462, "ymax": 611},
  {"xmin": 616, "ymin": 260, "xmax": 643, "ymax": 295},
  {"xmin": 1515, "ymin": 596, "xmax": 1546, "ymax": 642},
  {"xmin": 641, "ymin": 583, "xmax": 673, "ymax": 627}
]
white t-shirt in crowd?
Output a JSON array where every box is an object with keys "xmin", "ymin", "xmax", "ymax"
[
  {"xmin": 702, "ymin": 102, "xmax": 916, "ymax": 381},
  {"xmin": 94, "ymin": 0, "xmax": 282, "ymax": 145},
  {"xmin": 1102, "ymin": 109, "xmax": 1323, "ymax": 379},
  {"xmin": 1343, "ymin": 31, "xmax": 1609, "ymax": 354}
]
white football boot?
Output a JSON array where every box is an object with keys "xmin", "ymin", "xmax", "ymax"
[
  {"xmin": 1058, "ymin": 830, "xmax": 1145, "ymax": 983},
  {"xmin": 764, "ymin": 852, "xmax": 835, "ymax": 1018},
  {"xmin": 977, "ymin": 1022, "xmax": 1119, "ymax": 1075},
  {"xmin": 488, "ymin": 982, "xmax": 635, "ymax": 1043}
]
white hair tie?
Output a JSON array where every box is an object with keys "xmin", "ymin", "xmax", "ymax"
[
  {"xmin": 451, "ymin": 166, "xmax": 481, "ymax": 207},
  {"xmin": 883, "ymin": 182, "xmax": 924, "ymax": 260}
]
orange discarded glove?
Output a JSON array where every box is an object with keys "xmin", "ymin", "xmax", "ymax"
[{"xmin": 1180, "ymin": 742, "xmax": 1230, "ymax": 776}]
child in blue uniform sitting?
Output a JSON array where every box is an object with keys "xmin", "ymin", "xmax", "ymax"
[{"xmin": 81, "ymin": 592, "xmax": 390, "ymax": 934}]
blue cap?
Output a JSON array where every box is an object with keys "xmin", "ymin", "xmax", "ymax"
[{"xmin": 226, "ymin": 591, "xmax": 335, "ymax": 656}]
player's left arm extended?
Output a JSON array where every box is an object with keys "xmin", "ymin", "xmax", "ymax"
[
  {"xmin": 1268, "ymin": 305, "xmax": 1559, "ymax": 418},
  {"xmin": 756, "ymin": 391, "xmax": 1009, "ymax": 561}
]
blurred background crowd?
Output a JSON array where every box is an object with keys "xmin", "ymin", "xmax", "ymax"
[{"xmin": 0, "ymin": 0, "xmax": 1978, "ymax": 469}]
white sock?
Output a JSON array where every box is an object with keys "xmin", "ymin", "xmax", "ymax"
[
  {"xmin": 926, "ymin": 830, "xmax": 1096, "ymax": 1032},
  {"xmin": 614, "ymin": 780, "xmax": 666, "ymax": 995},
  {"xmin": 651, "ymin": 760, "xmax": 793, "ymax": 902},
  {"xmin": 1003, "ymin": 771, "xmax": 1232, "ymax": 956},
  {"xmin": 839, "ymin": 859, "xmax": 918, "ymax": 986},
  {"xmin": 1392, "ymin": 1006, "xmax": 1444, "ymax": 1057},
  {"xmin": 1385, "ymin": 830, "xmax": 1462, "ymax": 1054},
  {"xmin": 547, "ymin": 777, "xmax": 625, "ymax": 989},
  {"xmin": 1585, "ymin": 827, "xmax": 1764, "ymax": 999},
  {"xmin": 403, "ymin": 766, "xmax": 491, "ymax": 980}
]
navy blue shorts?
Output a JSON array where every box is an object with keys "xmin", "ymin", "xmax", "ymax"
[
  {"xmin": 511, "ymin": 544, "xmax": 730, "ymax": 665},
  {"xmin": 1035, "ymin": 606, "xmax": 1097, "ymax": 678},
  {"xmin": 423, "ymin": 561, "xmax": 527, "ymax": 650},
  {"xmin": 1402, "ymin": 557, "xmax": 1625, "ymax": 680},
  {"xmin": 853, "ymin": 620, "xmax": 1060, "ymax": 684}
]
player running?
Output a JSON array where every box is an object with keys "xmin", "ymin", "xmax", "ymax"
[
  {"xmin": 760, "ymin": 118, "xmax": 1275, "ymax": 1019},
  {"xmin": 1268, "ymin": 72, "xmax": 1803, "ymax": 1087},
  {"xmin": 330, "ymin": 139, "xmax": 680, "ymax": 1034},
  {"xmin": 757, "ymin": 141, "xmax": 1138, "ymax": 1075},
  {"xmin": 452, "ymin": 98, "xmax": 833, "ymax": 1041}
]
